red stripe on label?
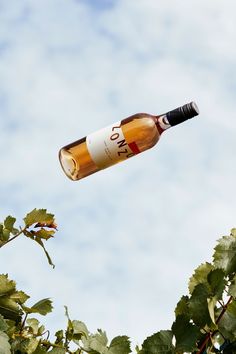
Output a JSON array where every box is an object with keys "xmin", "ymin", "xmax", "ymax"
[{"xmin": 128, "ymin": 142, "xmax": 140, "ymax": 154}]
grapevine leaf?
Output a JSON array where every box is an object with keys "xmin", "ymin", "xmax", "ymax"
[
  {"xmin": 0, "ymin": 297, "xmax": 22, "ymax": 319},
  {"xmin": 32, "ymin": 228, "xmax": 55, "ymax": 240},
  {"xmin": 189, "ymin": 283, "xmax": 212, "ymax": 327},
  {"xmin": 188, "ymin": 262, "xmax": 213, "ymax": 294},
  {"xmin": 82, "ymin": 329, "xmax": 108, "ymax": 354},
  {"xmin": 0, "ymin": 303, "xmax": 22, "ymax": 322},
  {"xmin": 71, "ymin": 320, "xmax": 89, "ymax": 341},
  {"xmin": 171, "ymin": 315, "xmax": 200, "ymax": 353},
  {"xmin": 5, "ymin": 319, "xmax": 17, "ymax": 336},
  {"xmin": 140, "ymin": 330, "xmax": 174, "ymax": 354},
  {"xmin": 10, "ymin": 290, "xmax": 30, "ymax": 305},
  {"xmin": 11, "ymin": 337, "xmax": 39, "ymax": 354},
  {"xmin": 0, "ymin": 314, "xmax": 8, "ymax": 331},
  {"xmin": 207, "ymin": 268, "xmax": 226, "ymax": 299},
  {"xmin": 24, "ymin": 298, "xmax": 53, "ymax": 316},
  {"xmin": 26, "ymin": 318, "xmax": 40, "ymax": 335},
  {"xmin": 1, "ymin": 229, "xmax": 10, "ymax": 242},
  {"xmin": 218, "ymin": 300, "xmax": 236, "ymax": 341},
  {"xmin": 231, "ymin": 228, "xmax": 236, "ymax": 237},
  {"xmin": 175, "ymin": 296, "xmax": 190, "ymax": 318},
  {"xmin": 213, "ymin": 230, "xmax": 236, "ymax": 275},
  {"xmin": 108, "ymin": 335, "xmax": 131, "ymax": 354},
  {"xmin": 55, "ymin": 329, "xmax": 64, "ymax": 344},
  {"xmin": 24, "ymin": 209, "xmax": 55, "ymax": 227},
  {"xmin": 0, "ymin": 331, "xmax": 11, "ymax": 354},
  {"xmin": 25, "ymin": 337, "xmax": 39, "ymax": 354},
  {"xmin": 48, "ymin": 349, "xmax": 66, "ymax": 354},
  {"xmin": 31, "ymin": 298, "xmax": 53, "ymax": 315},
  {"xmin": 4, "ymin": 216, "xmax": 16, "ymax": 232},
  {"xmin": 228, "ymin": 274, "xmax": 236, "ymax": 298},
  {"xmin": 0, "ymin": 296, "xmax": 19, "ymax": 311},
  {"xmin": 33, "ymin": 347, "xmax": 48, "ymax": 354},
  {"xmin": 0, "ymin": 274, "xmax": 16, "ymax": 296}
]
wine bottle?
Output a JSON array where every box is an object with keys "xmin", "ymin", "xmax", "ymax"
[{"xmin": 59, "ymin": 102, "xmax": 199, "ymax": 181}]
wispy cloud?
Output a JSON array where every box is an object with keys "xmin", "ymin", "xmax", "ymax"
[{"xmin": 0, "ymin": 0, "xmax": 236, "ymax": 345}]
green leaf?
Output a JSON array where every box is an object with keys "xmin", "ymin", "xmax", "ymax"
[
  {"xmin": 24, "ymin": 209, "xmax": 55, "ymax": 227},
  {"xmin": 175, "ymin": 296, "xmax": 189, "ymax": 318},
  {"xmin": 108, "ymin": 336, "xmax": 131, "ymax": 354},
  {"xmin": 0, "ymin": 331, "xmax": 11, "ymax": 354},
  {"xmin": 0, "ymin": 297, "xmax": 22, "ymax": 322},
  {"xmin": 4, "ymin": 319, "xmax": 17, "ymax": 337},
  {"xmin": 0, "ymin": 305, "xmax": 21, "ymax": 322},
  {"xmin": 10, "ymin": 290, "xmax": 30, "ymax": 305},
  {"xmin": 1, "ymin": 229, "xmax": 10, "ymax": 242},
  {"xmin": 171, "ymin": 315, "xmax": 201, "ymax": 352},
  {"xmin": 23, "ymin": 298, "xmax": 53, "ymax": 316},
  {"xmin": 4, "ymin": 216, "xmax": 16, "ymax": 232},
  {"xmin": 33, "ymin": 347, "xmax": 48, "ymax": 354},
  {"xmin": 189, "ymin": 283, "xmax": 212, "ymax": 327},
  {"xmin": 213, "ymin": 230, "xmax": 236, "ymax": 275},
  {"xmin": 48, "ymin": 349, "xmax": 66, "ymax": 354},
  {"xmin": 0, "ymin": 275, "xmax": 29, "ymax": 322},
  {"xmin": 231, "ymin": 228, "xmax": 236, "ymax": 237},
  {"xmin": 218, "ymin": 299, "xmax": 236, "ymax": 341},
  {"xmin": 71, "ymin": 320, "xmax": 89, "ymax": 341},
  {"xmin": 0, "ymin": 274, "xmax": 16, "ymax": 296},
  {"xmin": 55, "ymin": 329, "xmax": 64, "ymax": 344},
  {"xmin": 11, "ymin": 337, "xmax": 39, "ymax": 354},
  {"xmin": 228, "ymin": 274, "xmax": 236, "ymax": 297},
  {"xmin": 188, "ymin": 262, "xmax": 213, "ymax": 294},
  {"xmin": 25, "ymin": 337, "xmax": 39, "ymax": 354},
  {"xmin": 82, "ymin": 329, "xmax": 108, "ymax": 354},
  {"xmin": 207, "ymin": 268, "xmax": 226, "ymax": 299},
  {"xmin": 32, "ymin": 228, "xmax": 55, "ymax": 240},
  {"xmin": 31, "ymin": 298, "xmax": 53, "ymax": 316},
  {"xmin": 0, "ymin": 314, "xmax": 8, "ymax": 331},
  {"xmin": 26, "ymin": 318, "xmax": 40, "ymax": 335},
  {"xmin": 140, "ymin": 331, "xmax": 174, "ymax": 354}
]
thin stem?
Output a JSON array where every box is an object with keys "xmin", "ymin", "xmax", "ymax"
[
  {"xmin": 196, "ymin": 296, "xmax": 233, "ymax": 354},
  {"xmin": 41, "ymin": 340, "xmax": 73, "ymax": 353},
  {"xmin": 20, "ymin": 313, "xmax": 28, "ymax": 334},
  {"xmin": 0, "ymin": 227, "xmax": 26, "ymax": 248},
  {"xmin": 218, "ymin": 300, "xmax": 225, "ymax": 308},
  {"xmin": 216, "ymin": 296, "xmax": 233, "ymax": 324},
  {"xmin": 41, "ymin": 330, "xmax": 50, "ymax": 341}
]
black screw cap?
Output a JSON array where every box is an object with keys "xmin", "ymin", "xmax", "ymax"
[{"xmin": 166, "ymin": 102, "xmax": 199, "ymax": 127}]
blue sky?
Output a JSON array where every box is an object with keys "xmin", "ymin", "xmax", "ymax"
[{"xmin": 0, "ymin": 0, "xmax": 236, "ymax": 348}]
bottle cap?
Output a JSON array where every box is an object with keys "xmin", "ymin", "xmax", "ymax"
[{"xmin": 166, "ymin": 102, "xmax": 199, "ymax": 127}]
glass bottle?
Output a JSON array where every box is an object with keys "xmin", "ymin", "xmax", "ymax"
[{"xmin": 59, "ymin": 102, "xmax": 199, "ymax": 181}]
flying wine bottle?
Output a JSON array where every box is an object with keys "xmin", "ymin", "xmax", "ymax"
[{"xmin": 59, "ymin": 102, "xmax": 199, "ymax": 181}]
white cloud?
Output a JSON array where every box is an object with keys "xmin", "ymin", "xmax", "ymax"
[{"xmin": 0, "ymin": 0, "xmax": 236, "ymax": 346}]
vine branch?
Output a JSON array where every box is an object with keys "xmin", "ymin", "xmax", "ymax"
[{"xmin": 197, "ymin": 295, "xmax": 233, "ymax": 354}]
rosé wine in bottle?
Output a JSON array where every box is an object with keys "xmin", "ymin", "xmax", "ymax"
[{"xmin": 59, "ymin": 102, "xmax": 199, "ymax": 181}]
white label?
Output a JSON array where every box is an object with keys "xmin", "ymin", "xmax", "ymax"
[{"xmin": 86, "ymin": 121, "xmax": 139, "ymax": 169}]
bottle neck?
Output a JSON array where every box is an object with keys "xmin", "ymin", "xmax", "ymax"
[{"xmin": 156, "ymin": 101, "xmax": 199, "ymax": 134}]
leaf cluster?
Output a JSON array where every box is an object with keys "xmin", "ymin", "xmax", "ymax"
[
  {"xmin": 137, "ymin": 228, "xmax": 236, "ymax": 353},
  {"xmin": 0, "ymin": 273, "xmax": 131, "ymax": 354},
  {"xmin": 0, "ymin": 209, "xmax": 57, "ymax": 267},
  {"xmin": 1, "ymin": 211, "xmax": 236, "ymax": 353}
]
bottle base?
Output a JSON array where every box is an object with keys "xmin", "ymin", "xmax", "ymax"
[{"xmin": 59, "ymin": 149, "xmax": 77, "ymax": 181}]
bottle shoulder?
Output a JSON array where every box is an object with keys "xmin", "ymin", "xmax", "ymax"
[{"xmin": 121, "ymin": 113, "xmax": 160, "ymax": 151}]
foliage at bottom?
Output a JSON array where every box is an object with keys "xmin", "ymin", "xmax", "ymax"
[{"xmin": 1, "ymin": 210, "xmax": 236, "ymax": 353}]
